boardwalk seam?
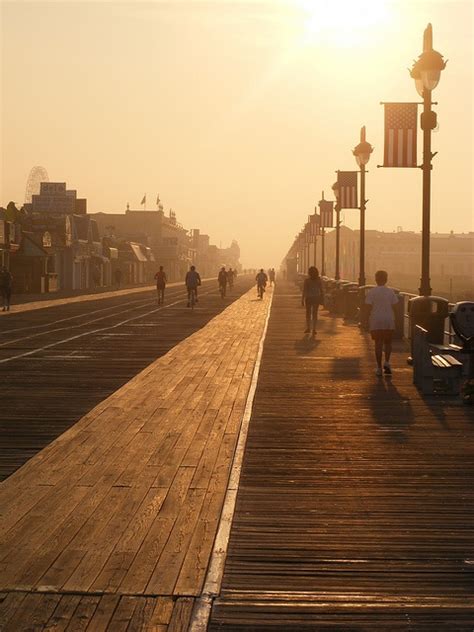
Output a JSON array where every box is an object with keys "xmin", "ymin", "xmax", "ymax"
[{"xmin": 188, "ymin": 288, "xmax": 274, "ymax": 632}]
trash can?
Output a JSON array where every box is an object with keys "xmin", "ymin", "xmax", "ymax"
[
  {"xmin": 343, "ymin": 284, "xmax": 360, "ymax": 320},
  {"xmin": 333, "ymin": 281, "xmax": 352, "ymax": 314},
  {"xmin": 408, "ymin": 295, "xmax": 449, "ymax": 354},
  {"xmin": 358, "ymin": 285, "xmax": 376, "ymax": 331}
]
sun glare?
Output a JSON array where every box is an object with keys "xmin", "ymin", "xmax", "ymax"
[{"xmin": 296, "ymin": 0, "xmax": 393, "ymax": 48}]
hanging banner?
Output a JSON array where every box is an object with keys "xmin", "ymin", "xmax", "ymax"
[
  {"xmin": 308, "ymin": 214, "xmax": 320, "ymax": 237},
  {"xmin": 383, "ymin": 102, "xmax": 418, "ymax": 167},
  {"xmin": 336, "ymin": 171, "xmax": 358, "ymax": 209},
  {"xmin": 319, "ymin": 200, "xmax": 334, "ymax": 227}
]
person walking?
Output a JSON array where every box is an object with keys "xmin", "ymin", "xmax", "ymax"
[
  {"xmin": 227, "ymin": 267, "xmax": 234, "ymax": 290},
  {"xmin": 365, "ymin": 270, "xmax": 399, "ymax": 376},
  {"xmin": 302, "ymin": 266, "xmax": 323, "ymax": 335},
  {"xmin": 218, "ymin": 266, "xmax": 227, "ymax": 298},
  {"xmin": 255, "ymin": 269, "xmax": 268, "ymax": 299},
  {"xmin": 269, "ymin": 268, "xmax": 276, "ymax": 286},
  {"xmin": 154, "ymin": 266, "xmax": 167, "ymax": 305},
  {"xmin": 0, "ymin": 266, "xmax": 13, "ymax": 311}
]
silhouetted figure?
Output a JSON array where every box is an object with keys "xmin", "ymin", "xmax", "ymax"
[
  {"xmin": 269, "ymin": 268, "xmax": 276, "ymax": 286},
  {"xmin": 227, "ymin": 267, "xmax": 234, "ymax": 290},
  {"xmin": 302, "ymin": 266, "xmax": 323, "ymax": 335},
  {"xmin": 365, "ymin": 270, "xmax": 398, "ymax": 376},
  {"xmin": 114, "ymin": 268, "xmax": 122, "ymax": 289},
  {"xmin": 218, "ymin": 266, "xmax": 227, "ymax": 298},
  {"xmin": 154, "ymin": 266, "xmax": 167, "ymax": 305},
  {"xmin": 185, "ymin": 265, "xmax": 201, "ymax": 307},
  {"xmin": 0, "ymin": 266, "xmax": 13, "ymax": 311},
  {"xmin": 256, "ymin": 269, "xmax": 268, "ymax": 299}
]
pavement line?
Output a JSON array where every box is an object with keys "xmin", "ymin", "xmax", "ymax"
[
  {"xmin": 0, "ymin": 288, "xmax": 217, "ymax": 365},
  {"xmin": 188, "ymin": 287, "xmax": 274, "ymax": 632}
]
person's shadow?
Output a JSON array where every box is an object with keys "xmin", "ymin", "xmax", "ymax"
[
  {"xmin": 369, "ymin": 378, "xmax": 414, "ymax": 443},
  {"xmin": 294, "ymin": 335, "xmax": 321, "ymax": 355}
]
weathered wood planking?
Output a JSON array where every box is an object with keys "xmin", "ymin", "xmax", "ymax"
[
  {"xmin": 0, "ymin": 284, "xmax": 272, "ymax": 630},
  {"xmin": 0, "ymin": 277, "xmax": 254, "ymax": 479},
  {"xmin": 209, "ymin": 280, "xmax": 474, "ymax": 630}
]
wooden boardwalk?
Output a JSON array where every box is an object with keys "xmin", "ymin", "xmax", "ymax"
[
  {"xmin": 0, "ymin": 277, "xmax": 254, "ymax": 480},
  {"xmin": 0, "ymin": 285, "xmax": 272, "ymax": 630},
  {"xmin": 209, "ymin": 281, "xmax": 474, "ymax": 631}
]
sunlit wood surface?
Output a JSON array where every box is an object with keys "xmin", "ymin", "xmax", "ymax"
[
  {"xmin": 0, "ymin": 278, "xmax": 254, "ymax": 480},
  {"xmin": 0, "ymin": 285, "xmax": 272, "ymax": 630},
  {"xmin": 209, "ymin": 281, "xmax": 474, "ymax": 630}
]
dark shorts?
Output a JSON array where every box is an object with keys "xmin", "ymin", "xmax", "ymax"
[{"xmin": 370, "ymin": 329, "xmax": 394, "ymax": 343}]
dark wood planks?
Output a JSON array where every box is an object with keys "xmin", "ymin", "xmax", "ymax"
[{"xmin": 209, "ymin": 280, "xmax": 474, "ymax": 630}]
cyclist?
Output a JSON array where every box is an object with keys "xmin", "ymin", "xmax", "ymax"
[
  {"xmin": 227, "ymin": 267, "xmax": 234, "ymax": 290},
  {"xmin": 255, "ymin": 269, "xmax": 268, "ymax": 299},
  {"xmin": 218, "ymin": 266, "xmax": 227, "ymax": 298},
  {"xmin": 185, "ymin": 265, "xmax": 201, "ymax": 307},
  {"xmin": 154, "ymin": 266, "xmax": 167, "ymax": 305}
]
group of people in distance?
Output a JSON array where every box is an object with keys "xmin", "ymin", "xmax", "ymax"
[
  {"xmin": 218, "ymin": 267, "xmax": 236, "ymax": 297},
  {"xmin": 301, "ymin": 266, "xmax": 398, "ymax": 376}
]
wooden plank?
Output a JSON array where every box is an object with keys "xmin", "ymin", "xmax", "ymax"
[
  {"xmin": 84, "ymin": 594, "xmax": 120, "ymax": 632},
  {"xmin": 43, "ymin": 595, "xmax": 82, "ymax": 631}
]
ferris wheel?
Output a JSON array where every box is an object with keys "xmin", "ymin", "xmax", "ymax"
[{"xmin": 24, "ymin": 166, "xmax": 50, "ymax": 203}]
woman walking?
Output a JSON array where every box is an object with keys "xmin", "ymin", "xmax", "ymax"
[{"xmin": 302, "ymin": 266, "xmax": 323, "ymax": 335}]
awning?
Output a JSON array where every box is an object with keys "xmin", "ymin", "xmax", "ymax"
[
  {"xmin": 108, "ymin": 247, "xmax": 118, "ymax": 260},
  {"xmin": 130, "ymin": 243, "xmax": 148, "ymax": 263}
]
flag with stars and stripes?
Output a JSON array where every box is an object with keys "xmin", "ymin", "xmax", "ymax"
[
  {"xmin": 307, "ymin": 214, "xmax": 320, "ymax": 237},
  {"xmin": 319, "ymin": 201, "xmax": 334, "ymax": 227},
  {"xmin": 383, "ymin": 103, "xmax": 418, "ymax": 167},
  {"xmin": 337, "ymin": 171, "xmax": 358, "ymax": 209}
]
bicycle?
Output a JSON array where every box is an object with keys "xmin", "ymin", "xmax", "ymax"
[
  {"xmin": 219, "ymin": 283, "xmax": 226, "ymax": 299},
  {"xmin": 257, "ymin": 284, "xmax": 265, "ymax": 299},
  {"xmin": 188, "ymin": 287, "xmax": 198, "ymax": 310}
]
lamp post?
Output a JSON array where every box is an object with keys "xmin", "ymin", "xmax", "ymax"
[
  {"xmin": 312, "ymin": 210, "xmax": 318, "ymax": 267},
  {"xmin": 410, "ymin": 23, "xmax": 446, "ymax": 296},
  {"xmin": 331, "ymin": 181, "xmax": 341, "ymax": 280},
  {"xmin": 352, "ymin": 126, "xmax": 373, "ymax": 287}
]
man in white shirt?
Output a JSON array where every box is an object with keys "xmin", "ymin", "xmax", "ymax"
[{"xmin": 365, "ymin": 270, "xmax": 399, "ymax": 376}]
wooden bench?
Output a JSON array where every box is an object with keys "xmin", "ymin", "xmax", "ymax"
[{"xmin": 413, "ymin": 326, "xmax": 464, "ymax": 395}]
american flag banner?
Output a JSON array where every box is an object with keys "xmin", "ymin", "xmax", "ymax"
[
  {"xmin": 318, "ymin": 201, "xmax": 334, "ymax": 228},
  {"xmin": 336, "ymin": 171, "xmax": 358, "ymax": 209},
  {"xmin": 309, "ymin": 214, "xmax": 320, "ymax": 237},
  {"xmin": 383, "ymin": 103, "xmax": 418, "ymax": 167}
]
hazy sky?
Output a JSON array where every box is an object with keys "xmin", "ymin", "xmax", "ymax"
[{"xmin": 1, "ymin": 0, "xmax": 473, "ymax": 266}]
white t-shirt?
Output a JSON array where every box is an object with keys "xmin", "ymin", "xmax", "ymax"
[{"xmin": 366, "ymin": 286, "xmax": 398, "ymax": 331}]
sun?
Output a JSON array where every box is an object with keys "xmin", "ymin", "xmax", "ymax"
[{"xmin": 295, "ymin": 0, "xmax": 393, "ymax": 48}]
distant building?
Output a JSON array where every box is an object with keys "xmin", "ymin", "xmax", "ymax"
[
  {"xmin": 29, "ymin": 182, "xmax": 87, "ymax": 215},
  {"xmin": 92, "ymin": 205, "xmax": 193, "ymax": 281},
  {"xmin": 323, "ymin": 227, "xmax": 474, "ymax": 300}
]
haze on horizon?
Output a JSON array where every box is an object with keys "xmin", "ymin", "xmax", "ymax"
[{"xmin": 1, "ymin": 0, "xmax": 473, "ymax": 267}]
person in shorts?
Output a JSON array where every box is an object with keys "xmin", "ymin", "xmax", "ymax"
[{"xmin": 365, "ymin": 270, "xmax": 398, "ymax": 376}]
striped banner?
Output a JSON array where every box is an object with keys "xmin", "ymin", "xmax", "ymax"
[
  {"xmin": 319, "ymin": 201, "xmax": 334, "ymax": 228},
  {"xmin": 309, "ymin": 214, "xmax": 320, "ymax": 236},
  {"xmin": 337, "ymin": 171, "xmax": 358, "ymax": 209},
  {"xmin": 383, "ymin": 103, "xmax": 418, "ymax": 167}
]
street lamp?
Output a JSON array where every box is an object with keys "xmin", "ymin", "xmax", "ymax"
[
  {"xmin": 331, "ymin": 181, "xmax": 341, "ymax": 280},
  {"xmin": 352, "ymin": 125, "xmax": 374, "ymax": 287},
  {"xmin": 410, "ymin": 23, "xmax": 446, "ymax": 296}
]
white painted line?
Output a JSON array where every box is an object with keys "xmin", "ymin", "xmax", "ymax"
[{"xmin": 188, "ymin": 287, "xmax": 274, "ymax": 632}]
